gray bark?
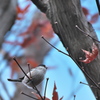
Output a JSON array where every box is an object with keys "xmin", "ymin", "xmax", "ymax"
[
  {"xmin": 31, "ymin": 0, "xmax": 100, "ymax": 99},
  {"xmin": 0, "ymin": 0, "xmax": 17, "ymax": 48}
]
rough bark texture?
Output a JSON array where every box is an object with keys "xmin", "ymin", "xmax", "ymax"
[
  {"xmin": 31, "ymin": 0, "xmax": 100, "ymax": 99},
  {"xmin": 0, "ymin": 0, "xmax": 17, "ymax": 48}
]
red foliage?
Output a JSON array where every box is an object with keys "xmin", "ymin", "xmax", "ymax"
[
  {"xmin": 82, "ymin": 7, "xmax": 89, "ymax": 16},
  {"xmin": 52, "ymin": 82, "xmax": 58, "ymax": 100},
  {"xmin": 16, "ymin": 3, "xmax": 31, "ymax": 20},
  {"xmin": 31, "ymin": 82, "xmax": 63, "ymax": 100},
  {"xmin": 32, "ymin": 92, "xmax": 50, "ymax": 100},
  {"xmin": 82, "ymin": 7, "xmax": 99, "ymax": 24},
  {"xmin": 26, "ymin": 58, "xmax": 39, "ymax": 68},
  {"xmin": 90, "ymin": 13, "xmax": 99, "ymax": 23},
  {"xmin": 80, "ymin": 43, "xmax": 98, "ymax": 64},
  {"xmin": 52, "ymin": 83, "xmax": 63, "ymax": 100}
]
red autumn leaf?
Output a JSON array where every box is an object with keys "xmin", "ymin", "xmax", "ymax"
[
  {"xmin": 26, "ymin": 58, "xmax": 38, "ymax": 68},
  {"xmin": 80, "ymin": 43, "xmax": 98, "ymax": 64},
  {"xmin": 90, "ymin": 13, "xmax": 99, "ymax": 23},
  {"xmin": 18, "ymin": 19, "xmax": 40, "ymax": 38},
  {"xmin": 32, "ymin": 92, "xmax": 50, "ymax": 100},
  {"xmin": 20, "ymin": 36, "xmax": 37, "ymax": 48},
  {"xmin": 16, "ymin": 3, "xmax": 31, "ymax": 20},
  {"xmin": 17, "ymin": 3, "xmax": 30, "ymax": 14},
  {"xmin": 52, "ymin": 83, "xmax": 58, "ymax": 100},
  {"xmin": 40, "ymin": 21, "xmax": 54, "ymax": 39},
  {"xmin": 32, "ymin": 82, "xmax": 63, "ymax": 100},
  {"xmin": 82, "ymin": 7, "xmax": 89, "ymax": 16}
]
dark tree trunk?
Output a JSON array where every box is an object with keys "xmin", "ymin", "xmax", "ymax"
[
  {"xmin": 31, "ymin": 0, "xmax": 100, "ymax": 99},
  {"xmin": 0, "ymin": 0, "xmax": 17, "ymax": 48}
]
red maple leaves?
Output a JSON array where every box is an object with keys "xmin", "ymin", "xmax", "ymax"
[
  {"xmin": 82, "ymin": 7, "xmax": 99, "ymax": 24},
  {"xmin": 80, "ymin": 43, "xmax": 98, "ymax": 64},
  {"xmin": 32, "ymin": 83, "xmax": 63, "ymax": 100},
  {"xmin": 52, "ymin": 83, "xmax": 63, "ymax": 100},
  {"xmin": 16, "ymin": 2, "xmax": 31, "ymax": 20}
]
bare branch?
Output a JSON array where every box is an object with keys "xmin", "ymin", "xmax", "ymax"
[
  {"xmin": 80, "ymin": 81, "xmax": 97, "ymax": 88},
  {"xmin": 41, "ymin": 36, "xmax": 69, "ymax": 56}
]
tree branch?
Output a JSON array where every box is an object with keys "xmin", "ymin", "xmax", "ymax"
[{"xmin": 31, "ymin": 0, "xmax": 47, "ymax": 13}]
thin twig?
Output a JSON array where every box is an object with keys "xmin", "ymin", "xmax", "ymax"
[
  {"xmin": 21, "ymin": 91, "xmax": 38, "ymax": 100},
  {"xmin": 42, "ymin": 36, "xmax": 100, "ymax": 90},
  {"xmin": 75, "ymin": 25, "xmax": 100, "ymax": 43},
  {"xmin": 13, "ymin": 57, "xmax": 44, "ymax": 100},
  {"xmin": 74, "ymin": 95, "xmax": 76, "ymax": 100},
  {"xmin": 41, "ymin": 36, "xmax": 69, "ymax": 56},
  {"xmin": 80, "ymin": 81, "xmax": 97, "ymax": 88},
  {"xmin": 44, "ymin": 78, "xmax": 49, "ymax": 100}
]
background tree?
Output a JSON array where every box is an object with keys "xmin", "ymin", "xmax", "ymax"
[{"xmin": 0, "ymin": 0, "xmax": 55, "ymax": 100}]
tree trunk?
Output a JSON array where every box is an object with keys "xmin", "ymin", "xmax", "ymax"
[
  {"xmin": 0, "ymin": 0, "xmax": 17, "ymax": 48},
  {"xmin": 31, "ymin": 0, "xmax": 100, "ymax": 99}
]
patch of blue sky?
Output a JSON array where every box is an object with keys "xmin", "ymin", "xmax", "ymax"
[
  {"xmin": 0, "ymin": 64, "xmax": 16, "ymax": 100},
  {"xmin": 0, "ymin": 84, "xmax": 10, "ymax": 100},
  {"xmin": 81, "ymin": 0, "xmax": 98, "ymax": 14},
  {"xmin": 0, "ymin": 60, "xmax": 8, "ymax": 72}
]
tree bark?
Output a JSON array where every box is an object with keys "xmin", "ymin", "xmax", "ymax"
[
  {"xmin": 0, "ymin": 0, "xmax": 17, "ymax": 48},
  {"xmin": 31, "ymin": 0, "xmax": 100, "ymax": 99}
]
